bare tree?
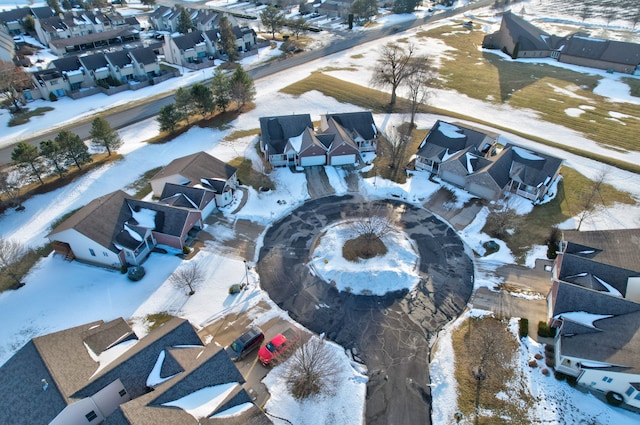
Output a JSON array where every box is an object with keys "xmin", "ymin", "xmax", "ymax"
[
  {"xmin": 465, "ymin": 318, "xmax": 514, "ymax": 425},
  {"xmin": 0, "ymin": 170, "xmax": 23, "ymax": 210},
  {"xmin": 349, "ymin": 204, "xmax": 396, "ymax": 242},
  {"xmin": 285, "ymin": 336, "xmax": 342, "ymax": 399},
  {"xmin": 576, "ymin": 169, "xmax": 608, "ymax": 231},
  {"xmin": 0, "ymin": 238, "xmax": 26, "ymax": 288},
  {"xmin": 0, "ymin": 61, "xmax": 31, "ymax": 112},
  {"xmin": 371, "ymin": 42, "xmax": 416, "ymax": 107},
  {"xmin": 404, "ymin": 57, "xmax": 435, "ymax": 129},
  {"xmin": 578, "ymin": 2, "xmax": 593, "ymax": 22},
  {"xmin": 385, "ymin": 123, "xmax": 412, "ymax": 172},
  {"xmin": 169, "ymin": 261, "xmax": 205, "ymax": 296}
]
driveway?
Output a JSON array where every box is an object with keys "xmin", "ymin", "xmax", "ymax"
[{"xmin": 256, "ymin": 195, "xmax": 474, "ymax": 425}]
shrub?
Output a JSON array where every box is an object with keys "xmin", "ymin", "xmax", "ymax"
[
  {"xmin": 537, "ymin": 321, "xmax": 556, "ymax": 338},
  {"xmin": 182, "ymin": 245, "xmax": 191, "ymax": 254},
  {"xmin": 229, "ymin": 284, "xmax": 242, "ymax": 294},
  {"xmin": 554, "ymin": 371, "xmax": 566, "ymax": 381},
  {"xmin": 49, "ymin": 92, "xmax": 57, "ymax": 102},
  {"xmin": 120, "ymin": 265, "xmax": 128, "ymax": 274},
  {"xmin": 541, "ymin": 368, "xmax": 550, "ymax": 376},
  {"xmin": 606, "ymin": 391, "xmax": 624, "ymax": 406},
  {"xmin": 518, "ymin": 318, "xmax": 529, "ymax": 339},
  {"xmin": 528, "ymin": 359, "xmax": 538, "ymax": 368},
  {"xmin": 97, "ymin": 79, "xmax": 109, "ymax": 89},
  {"xmin": 534, "ymin": 353, "xmax": 543, "ymax": 360}
]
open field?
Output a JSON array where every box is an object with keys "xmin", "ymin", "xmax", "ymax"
[{"xmin": 420, "ymin": 24, "xmax": 640, "ymax": 152}]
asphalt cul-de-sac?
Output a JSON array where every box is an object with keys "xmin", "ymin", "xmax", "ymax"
[{"xmin": 256, "ymin": 195, "xmax": 474, "ymax": 425}]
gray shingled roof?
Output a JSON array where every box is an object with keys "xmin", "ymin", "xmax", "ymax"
[
  {"xmin": 106, "ymin": 50, "xmax": 133, "ymax": 68},
  {"xmin": 552, "ymin": 281, "xmax": 640, "ymax": 318},
  {"xmin": 323, "ymin": 111, "xmax": 376, "ymax": 141},
  {"xmin": 171, "ymin": 30, "xmax": 205, "ymax": 50},
  {"xmin": 559, "ymin": 254, "xmax": 638, "ymax": 297},
  {"xmin": 128, "ymin": 47, "xmax": 157, "ymax": 65},
  {"xmin": 559, "ymin": 310, "xmax": 640, "ymax": 374},
  {"xmin": 0, "ymin": 7, "xmax": 31, "ymax": 23},
  {"xmin": 151, "ymin": 152, "xmax": 237, "ymax": 188},
  {"xmin": 160, "ymin": 186, "xmax": 205, "ymax": 209},
  {"xmin": 51, "ymin": 55, "xmax": 83, "ymax": 72},
  {"xmin": 259, "ymin": 114, "xmax": 314, "ymax": 155},
  {"xmin": 79, "ymin": 53, "xmax": 109, "ymax": 72},
  {"xmin": 83, "ymin": 318, "xmax": 137, "ymax": 354},
  {"xmin": 49, "ymin": 27, "xmax": 139, "ymax": 49},
  {"xmin": 0, "ymin": 341, "xmax": 68, "ymax": 424},
  {"xmin": 562, "ymin": 35, "xmax": 640, "ymax": 66},
  {"xmin": 500, "ymin": 10, "xmax": 553, "ymax": 51},
  {"xmin": 416, "ymin": 120, "xmax": 495, "ymax": 160},
  {"xmin": 73, "ymin": 318, "xmax": 202, "ymax": 400},
  {"xmin": 562, "ymin": 229, "xmax": 640, "ymax": 273}
]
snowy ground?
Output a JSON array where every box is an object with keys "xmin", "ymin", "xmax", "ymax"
[{"xmin": 1, "ymin": 0, "xmax": 640, "ymax": 424}]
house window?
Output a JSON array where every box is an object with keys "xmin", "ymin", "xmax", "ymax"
[
  {"xmin": 602, "ymin": 376, "xmax": 613, "ymax": 383},
  {"xmin": 89, "ymin": 248, "xmax": 96, "ymax": 257},
  {"xmin": 636, "ymin": 393, "xmax": 640, "ymax": 401},
  {"xmin": 626, "ymin": 386, "xmax": 635, "ymax": 396},
  {"xmin": 119, "ymin": 388, "xmax": 127, "ymax": 397},
  {"xmin": 103, "ymin": 252, "xmax": 109, "ymax": 257},
  {"xmin": 86, "ymin": 410, "xmax": 98, "ymax": 421}
]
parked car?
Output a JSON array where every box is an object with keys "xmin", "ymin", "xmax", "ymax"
[
  {"xmin": 258, "ymin": 328, "xmax": 300, "ymax": 366},
  {"xmin": 228, "ymin": 327, "xmax": 264, "ymax": 361}
]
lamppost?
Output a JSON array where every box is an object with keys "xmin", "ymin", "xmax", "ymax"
[{"xmin": 243, "ymin": 260, "xmax": 249, "ymax": 287}]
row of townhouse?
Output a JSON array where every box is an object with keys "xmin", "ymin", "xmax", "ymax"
[
  {"xmin": 483, "ymin": 11, "xmax": 640, "ymax": 75},
  {"xmin": 259, "ymin": 112, "xmax": 378, "ymax": 167},
  {"xmin": 414, "ymin": 120, "xmax": 563, "ymax": 202},
  {"xmin": 48, "ymin": 152, "xmax": 238, "ymax": 270},
  {"xmin": 547, "ymin": 229, "xmax": 640, "ymax": 412},
  {"xmin": 0, "ymin": 6, "xmax": 141, "ymax": 56},
  {"xmin": 28, "ymin": 46, "xmax": 164, "ymax": 100}
]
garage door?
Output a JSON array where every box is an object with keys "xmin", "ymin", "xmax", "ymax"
[
  {"xmin": 301, "ymin": 155, "xmax": 326, "ymax": 166},
  {"xmin": 468, "ymin": 183, "xmax": 496, "ymax": 201},
  {"xmin": 441, "ymin": 171, "xmax": 465, "ymax": 187},
  {"xmin": 330, "ymin": 154, "xmax": 356, "ymax": 166}
]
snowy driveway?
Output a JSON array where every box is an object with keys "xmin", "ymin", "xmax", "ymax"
[{"xmin": 256, "ymin": 195, "xmax": 474, "ymax": 425}]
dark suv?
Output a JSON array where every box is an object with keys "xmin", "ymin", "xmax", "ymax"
[{"xmin": 228, "ymin": 327, "xmax": 265, "ymax": 361}]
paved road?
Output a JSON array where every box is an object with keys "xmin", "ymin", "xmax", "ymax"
[
  {"xmin": 0, "ymin": 0, "xmax": 493, "ymax": 165},
  {"xmin": 257, "ymin": 195, "xmax": 474, "ymax": 425}
]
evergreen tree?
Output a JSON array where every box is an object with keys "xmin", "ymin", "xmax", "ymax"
[
  {"xmin": 230, "ymin": 65, "xmax": 255, "ymax": 111},
  {"xmin": 90, "ymin": 117, "xmax": 122, "ymax": 156},
  {"xmin": 174, "ymin": 87, "xmax": 193, "ymax": 125},
  {"xmin": 157, "ymin": 104, "xmax": 181, "ymax": 133},
  {"xmin": 219, "ymin": 16, "xmax": 239, "ymax": 62},
  {"xmin": 392, "ymin": 0, "xmax": 421, "ymax": 14},
  {"xmin": 140, "ymin": 0, "xmax": 156, "ymax": 8},
  {"xmin": 210, "ymin": 68, "xmax": 231, "ymax": 112},
  {"xmin": 190, "ymin": 83, "xmax": 214, "ymax": 118},
  {"xmin": 177, "ymin": 6, "xmax": 194, "ymax": 34},
  {"xmin": 56, "ymin": 130, "xmax": 92, "ymax": 169},
  {"xmin": 11, "ymin": 142, "xmax": 43, "ymax": 185},
  {"xmin": 40, "ymin": 139, "xmax": 67, "ymax": 178},
  {"xmin": 260, "ymin": 6, "xmax": 286, "ymax": 40},
  {"xmin": 46, "ymin": 0, "xmax": 62, "ymax": 14}
]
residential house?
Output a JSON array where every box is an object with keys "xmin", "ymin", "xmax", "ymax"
[
  {"xmin": 50, "ymin": 55, "xmax": 90, "ymax": 92},
  {"xmin": 105, "ymin": 49, "xmax": 136, "ymax": 83},
  {"xmin": 259, "ymin": 112, "xmax": 377, "ymax": 167},
  {"xmin": 0, "ymin": 317, "xmax": 272, "ymax": 425},
  {"xmin": 414, "ymin": 120, "xmax": 562, "ymax": 202},
  {"xmin": 317, "ymin": 0, "xmax": 354, "ymax": 19},
  {"xmin": 546, "ymin": 229, "xmax": 640, "ymax": 410},
  {"xmin": 320, "ymin": 111, "xmax": 378, "ymax": 153},
  {"xmin": 163, "ymin": 30, "xmax": 215, "ymax": 68},
  {"xmin": 150, "ymin": 152, "xmax": 238, "ymax": 215},
  {"xmin": 128, "ymin": 46, "xmax": 161, "ymax": 79},
  {"xmin": 79, "ymin": 53, "xmax": 111, "ymax": 83},
  {"xmin": 31, "ymin": 68, "xmax": 69, "ymax": 99},
  {"xmin": 150, "ymin": 7, "xmax": 219, "ymax": 33},
  {"xmin": 48, "ymin": 190, "xmax": 202, "ymax": 269},
  {"xmin": 259, "ymin": 114, "xmax": 315, "ymax": 167},
  {"xmin": 557, "ymin": 34, "xmax": 640, "ymax": 75},
  {"xmin": 483, "ymin": 11, "xmax": 640, "ymax": 74}
]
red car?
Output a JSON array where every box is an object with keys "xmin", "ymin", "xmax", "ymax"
[{"xmin": 258, "ymin": 328, "xmax": 299, "ymax": 366}]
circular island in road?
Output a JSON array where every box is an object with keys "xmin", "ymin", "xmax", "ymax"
[{"xmin": 257, "ymin": 195, "xmax": 474, "ymax": 425}]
